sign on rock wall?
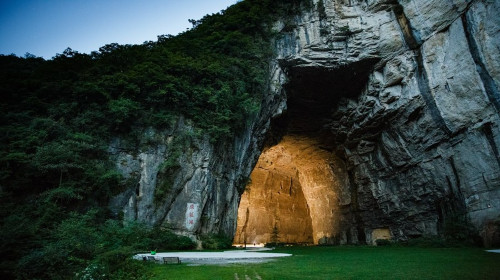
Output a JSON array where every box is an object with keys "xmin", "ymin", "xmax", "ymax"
[{"xmin": 185, "ymin": 203, "xmax": 199, "ymax": 231}]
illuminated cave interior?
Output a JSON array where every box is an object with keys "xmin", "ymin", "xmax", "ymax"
[
  {"xmin": 234, "ymin": 63, "xmax": 373, "ymax": 245},
  {"xmin": 234, "ymin": 135, "xmax": 348, "ymax": 245}
]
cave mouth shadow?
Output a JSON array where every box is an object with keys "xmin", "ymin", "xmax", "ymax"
[
  {"xmin": 265, "ymin": 59, "xmax": 378, "ymax": 148},
  {"xmin": 233, "ymin": 60, "xmax": 377, "ymax": 246}
]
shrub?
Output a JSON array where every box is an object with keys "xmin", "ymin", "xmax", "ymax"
[
  {"xmin": 79, "ymin": 258, "xmax": 152, "ymax": 280},
  {"xmin": 317, "ymin": 0, "xmax": 327, "ymax": 20},
  {"xmin": 15, "ymin": 212, "xmax": 195, "ymax": 279},
  {"xmin": 375, "ymin": 239, "xmax": 392, "ymax": 246},
  {"xmin": 200, "ymin": 234, "xmax": 233, "ymax": 250},
  {"xmin": 443, "ymin": 214, "xmax": 481, "ymax": 246},
  {"xmin": 145, "ymin": 227, "xmax": 196, "ymax": 251},
  {"xmin": 320, "ymin": 26, "xmax": 330, "ymax": 36},
  {"xmin": 96, "ymin": 246, "xmax": 135, "ymax": 271},
  {"xmin": 406, "ymin": 236, "xmax": 448, "ymax": 248},
  {"xmin": 265, "ymin": 242, "xmax": 286, "ymax": 248}
]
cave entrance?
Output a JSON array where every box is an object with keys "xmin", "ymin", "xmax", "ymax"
[
  {"xmin": 234, "ymin": 62, "xmax": 374, "ymax": 245},
  {"xmin": 233, "ymin": 135, "xmax": 347, "ymax": 245}
]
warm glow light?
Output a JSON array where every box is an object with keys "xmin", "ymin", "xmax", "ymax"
[{"xmin": 234, "ymin": 135, "xmax": 348, "ymax": 245}]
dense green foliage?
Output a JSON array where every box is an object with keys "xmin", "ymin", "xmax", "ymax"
[
  {"xmin": 149, "ymin": 246, "xmax": 500, "ymax": 279},
  {"xmin": 1, "ymin": 0, "xmax": 312, "ymax": 278},
  {"xmin": 13, "ymin": 210, "xmax": 195, "ymax": 279},
  {"xmin": 199, "ymin": 234, "xmax": 233, "ymax": 250}
]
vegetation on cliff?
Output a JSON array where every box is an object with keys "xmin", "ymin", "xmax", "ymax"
[{"xmin": 0, "ymin": 0, "xmax": 310, "ymax": 278}]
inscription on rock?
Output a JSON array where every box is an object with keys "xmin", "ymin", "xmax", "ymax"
[{"xmin": 185, "ymin": 203, "xmax": 199, "ymax": 231}]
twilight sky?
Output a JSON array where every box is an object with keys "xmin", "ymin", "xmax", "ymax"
[{"xmin": 0, "ymin": 0, "xmax": 237, "ymax": 59}]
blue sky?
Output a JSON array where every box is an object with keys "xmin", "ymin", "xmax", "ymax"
[{"xmin": 0, "ymin": 0, "xmax": 237, "ymax": 59}]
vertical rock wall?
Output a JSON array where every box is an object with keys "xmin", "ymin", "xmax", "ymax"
[
  {"xmin": 272, "ymin": 0, "xmax": 500, "ymax": 245},
  {"xmin": 109, "ymin": 61, "xmax": 289, "ymax": 239},
  {"xmin": 110, "ymin": 0, "xmax": 500, "ymax": 246}
]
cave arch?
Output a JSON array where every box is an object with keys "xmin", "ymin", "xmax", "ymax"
[
  {"xmin": 233, "ymin": 135, "xmax": 348, "ymax": 245},
  {"xmin": 234, "ymin": 62, "xmax": 376, "ymax": 245}
]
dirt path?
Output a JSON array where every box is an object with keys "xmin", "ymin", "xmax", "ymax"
[{"xmin": 134, "ymin": 247, "xmax": 292, "ymax": 265}]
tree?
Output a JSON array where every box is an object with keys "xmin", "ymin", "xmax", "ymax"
[{"xmin": 271, "ymin": 222, "xmax": 280, "ymax": 245}]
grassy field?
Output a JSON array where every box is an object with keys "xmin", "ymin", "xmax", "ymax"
[{"xmin": 147, "ymin": 246, "xmax": 500, "ymax": 279}]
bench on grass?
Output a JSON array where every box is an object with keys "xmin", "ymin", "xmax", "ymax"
[{"xmin": 162, "ymin": 257, "xmax": 181, "ymax": 264}]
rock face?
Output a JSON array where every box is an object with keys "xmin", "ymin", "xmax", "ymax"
[
  {"xmin": 233, "ymin": 135, "xmax": 347, "ymax": 245},
  {"xmin": 271, "ymin": 0, "xmax": 500, "ymax": 245},
  {"xmin": 108, "ymin": 116, "xmax": 273, "ymax": 238},
  {"xmin": 110, "ymin": 0, "xmax": 500, "ymax": 247},
  {"xmin": 108, "ymin": 66, "xmax": 288, "ymax": 239},
  {"xmin": 234, "ymin": 138, "xmax": 316, "ymax": 245}
]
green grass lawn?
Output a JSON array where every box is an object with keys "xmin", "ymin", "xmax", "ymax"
[{"xmin": 146, "ymin": 246, "xmax": 500, "ymax": 279}]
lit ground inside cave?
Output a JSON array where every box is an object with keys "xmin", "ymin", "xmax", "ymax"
[{"xmin": 233, "ymin": 135, "xmax": 348, "ymax": 245}]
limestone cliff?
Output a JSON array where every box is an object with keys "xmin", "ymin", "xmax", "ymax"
[
  {"xmin": 271, "ymin": 0, "xmax": 500, "ymax": 245},
  {"xmin": 110, "ymin": 0, "xmax": 500, "ymax": 246}
]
